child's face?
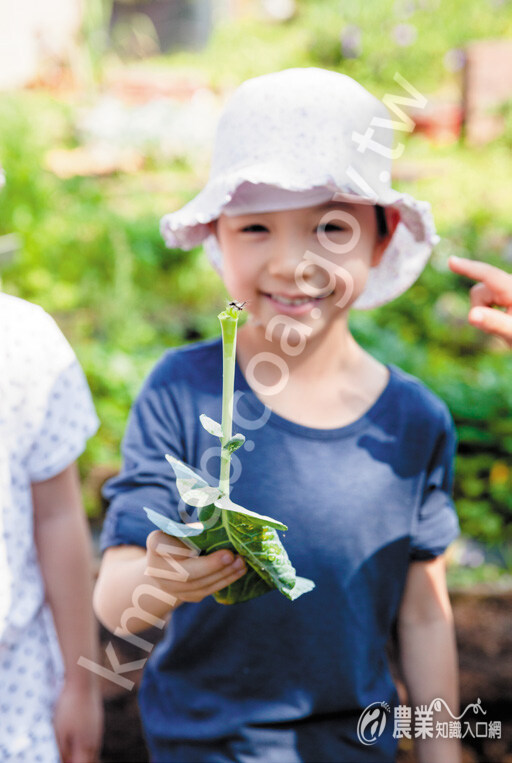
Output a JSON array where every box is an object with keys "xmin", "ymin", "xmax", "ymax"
[{"xmin": 212, "ymin": 200, "xmax": 396, "ymax": 338}]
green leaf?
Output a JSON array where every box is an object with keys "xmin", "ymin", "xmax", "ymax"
[
  {"xmin": 157, "ymin": 309, "xmax": 316, "ymax": 605},
  {"xmin": 182, "ymin": 485, "xmax": 222, "ymax": 507},
  {"xmin": 214, "ymin": 568, "xmax": 273, "ymax": 604},
  {"xmin": 143, "ymin": 507, "xmax": 204, "ymax": 542},
  {"xmin": 223, "ymin": 433, "xmax": 246, "ymax": 454},
  {"xmin": 165, "ymin": 453, "xmax": 209, "ymax": 486},
  {"xmin": 165, "ymin": 453, "xmax": 210, "ymax": 501},
  {"xmin": 199, "ymin": 414, "xmax": 224, "ymax": 438},
  {"xmin": 144, "ymin": 502, "xmax": 314, "ymax": 603},
  {"xmin": 214, "ymin": 494, "xmax": 288, "ymax": 531},
  {"xmin": 190, "ymin": 511, "xmax": 231, "ymax": 554},
  {"xmin": 223, "ymin": 511, "xmax": 315, "ymax": 600},
  {"xmin": 281, "ymin": 576, "xmax": 316, "ymax": 601}
]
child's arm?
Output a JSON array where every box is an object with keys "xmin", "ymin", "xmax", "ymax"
[
  {"xmin": 94, "ymin": 530, "xmax": 247, "ymax": 635},
  {"xmin": 33, "ymin": 462, "xmax": 103, "ymax": 763},
  {"xmin": 397, "ymin": 554, "xmax": 461, "ymax": 763}
]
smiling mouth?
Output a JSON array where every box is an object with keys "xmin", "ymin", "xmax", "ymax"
[{"xmin": 261, "ymin": 291, "xmax": 333, "ymax": 305}]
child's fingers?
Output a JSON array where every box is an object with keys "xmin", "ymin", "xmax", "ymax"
[
  {"xmin": 469, "ymin": 306, "xmax": 512, "ymax": 346},
  {"xmin": 146, "ymin": 546, "xmax": 238, "ymax": 585},
  {"xmin": 469, "ymin": 281, "xmax": 497, "ymax": 308},
  {"xmin": 145, "ymin": 530, "xmax": 198, "ymax": 578},
  {"xmin": 149, "ymin": 548, "xmax": 247, "ymax": 602},
  {"xmin": 181, "ymin": 563, "xmax": 248, "ymax": 603},
  {"xmin": 166, "ymin": 550, "xmax": 245, "ymax": 594},
  {"xmin": 179, "ymin": 555, "xmax": 246, "ymax": 593},
  {"xmin": 448, "ymin": 256, "xmax": 512, "ymax": 344},
  {"xmin": 449, "ymin": 256, "xmax": 512, "ymax": 305},
  {"xmin": 147, "ymin": 529, "xmax": 199, "ymax": 558},
  {"xmin": 56, "ymin": 729, "xmax": 72, "ymax": 763},
  {"xmin": 70, "ymin": 746, "xmax": 98, "ymax": 763},
  {"xmin": 448, "ymin": 255, "xmax": 501, "ymax": 283},
  {"xmin": 180, "ymin": 548, "xmax": 241, "ymax": 580},
  {"xmin": 146, "ymin": 531, "xmax": 245, "ymax": 587}
]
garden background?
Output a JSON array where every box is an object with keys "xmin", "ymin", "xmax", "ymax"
[
  {"xmin": 1, "ymin": 1, "xmax": 512, "ymax": 759},
  {"xmin": 2, "ymin": 0, "xmax": 512, "ymax": 585}
]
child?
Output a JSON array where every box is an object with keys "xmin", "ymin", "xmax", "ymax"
[
  {"xmin": 94, "ymin": 68, "xmax": 461, "ymax": 763},
  {"xmin": 0, "ymin": 167, "xmax": 103, "ymax": 763}
]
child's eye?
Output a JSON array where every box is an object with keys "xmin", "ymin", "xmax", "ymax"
[
  {"xmin": 316, "ymin": 223, "xmax": 346, "ymax": 233},
  {"xmin": 240, "ymin": 224, "xmax": 269, "ymax": 233}
]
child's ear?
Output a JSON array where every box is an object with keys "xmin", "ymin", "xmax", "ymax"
[{"xmin": 372, "ymin": 207, "xmax": 401, "ymax": 267}]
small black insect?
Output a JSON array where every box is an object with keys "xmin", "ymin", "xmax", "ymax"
[{"xmin": 228, "ymin": 300, "xmax": 248, "ymax": 311}]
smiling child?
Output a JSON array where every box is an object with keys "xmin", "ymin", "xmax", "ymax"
[{"xmin": 94, "ymin": 68, "xmax": 461, "ymax": 763}]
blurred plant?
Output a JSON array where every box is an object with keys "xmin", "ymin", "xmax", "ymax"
[
  {"xmin": 352, "ymin": 238, "xmax": 512, "ymax": 548},
  {"xmin": 340, "ymin": 25, "xmax": 362, "ymax": 59},
  {"xmin": 443, "ymin": 47, "xmax": 466, "ymax": 73},
  {"xmin": 111, "ymin": 12, "xmax": 160, "ymax": 59},
  {"xmin": 80, "ymin": 0, "xmax": 114, "ymax": 84},
  {"xmin": 494, "ymin": 98, "xmax": 512, "ymax": 150},
  {"xmin": 260, "ymin": 0, "xmax": 297, "ymax": 22},
  {"xmin": 447, "ymin": 537, "xmax": 512, "ymax": 588},
  {"xmin": 392, "ymin": 23, "xmax": 418, "ymax": 46}
]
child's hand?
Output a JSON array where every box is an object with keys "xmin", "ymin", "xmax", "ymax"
[
  {"xmin": 54, "ymin": 679, "xmax": 103, "ymax": 763},
  {"xmin": 449, "ymin": 256, "xmax": 512, "ymax": 345},
  {"xmin": 146, "ymin": 530, "xmax": 247, "ymax": 604}
]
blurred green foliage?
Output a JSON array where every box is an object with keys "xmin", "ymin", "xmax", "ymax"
[
  {"xmin": 1, "ymin": 0, "xmax": 512, "ymax": 575},
  {"xmin": 141, "ymin": 0, "xmax": 512, "ymax": 94},
  {"xmin": 0, "ymin": 92, "xmax": 228, "ymax": 512},
  {"xmin": 351, "ymin": 258, "xmax": 512, "ymax": 548}
]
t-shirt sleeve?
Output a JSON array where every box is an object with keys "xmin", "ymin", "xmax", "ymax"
[
  {"xmin": 26, "ymin": 314, "xmax": 99, "ymax": 483},
  {"xmin": 99, "ymin": 362, "xmax": 185, "ymax": 552},
  {"xmin": 409, "ymin": 408, "xmax": 461, "ymax": 561}
]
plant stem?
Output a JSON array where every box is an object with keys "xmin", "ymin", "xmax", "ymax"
[{"xmin": 218, "ymin": 304, "xmax": 240, "ymax": 498}]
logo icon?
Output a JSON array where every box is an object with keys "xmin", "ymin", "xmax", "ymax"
[{"xmin": 357, "ymin": 702, "xmax": 391, "ymax": 746}]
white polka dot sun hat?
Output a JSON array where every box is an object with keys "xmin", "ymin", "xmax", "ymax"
[{"xmin": 160, "ymin": 67, "xmax": 440, "ymax": 310}]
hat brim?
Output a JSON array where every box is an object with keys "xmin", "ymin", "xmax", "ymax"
[{"xmin": 160, "ymin": 168, "xmax": 439, "ymax": 310}]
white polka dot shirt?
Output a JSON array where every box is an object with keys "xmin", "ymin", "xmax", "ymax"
[{"xmin": 0, "ymin": 293, "xmax": 99, "ymax": 760}]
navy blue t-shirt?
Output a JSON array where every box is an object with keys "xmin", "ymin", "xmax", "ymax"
[{"xmin": 100, "ymin": 336, "xmax": 460, "ymax": 763}]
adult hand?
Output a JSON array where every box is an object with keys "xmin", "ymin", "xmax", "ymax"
[{"xmin": 448, "ymin": 256, "xmax": 512, "ymax": 346}]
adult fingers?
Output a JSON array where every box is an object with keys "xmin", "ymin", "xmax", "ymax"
[
  {"xmin": 449, "ymin": 256, "xmax": 512, "ymax": 306},
  {"xmin": 469, "ymin": 306, "xmax": 512, "ymax": 345}
]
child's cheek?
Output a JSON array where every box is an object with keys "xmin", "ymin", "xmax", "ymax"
[
  {"xmin": 330, "ymin": 260, "xmax": 372, "ymax": 307},
  {"xmin": 220, "ymin": 262, "xmax": 241, "ymax": 297},
  {"xmin": 222, "ymin": 275, "xmax": 252, "ymax": 308}
]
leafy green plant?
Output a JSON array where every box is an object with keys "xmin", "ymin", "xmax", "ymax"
[{"xmin": 144, "ymin": 302, "xmax": 315, "ymax": 604}]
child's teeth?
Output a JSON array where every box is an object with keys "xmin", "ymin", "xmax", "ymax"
[{"xmin": 271, "ymin": 295, "xmax": 311, "ymax": 305}]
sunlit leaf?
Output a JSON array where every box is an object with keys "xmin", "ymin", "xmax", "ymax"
[{"xmin": 199, "ymin": 413, "xmax": 223, "ymax": 438}]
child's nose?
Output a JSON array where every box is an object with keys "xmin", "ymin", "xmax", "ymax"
[{"xmin": 266, "ymin": 237, "xmax": 304, "ymax": 277}]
